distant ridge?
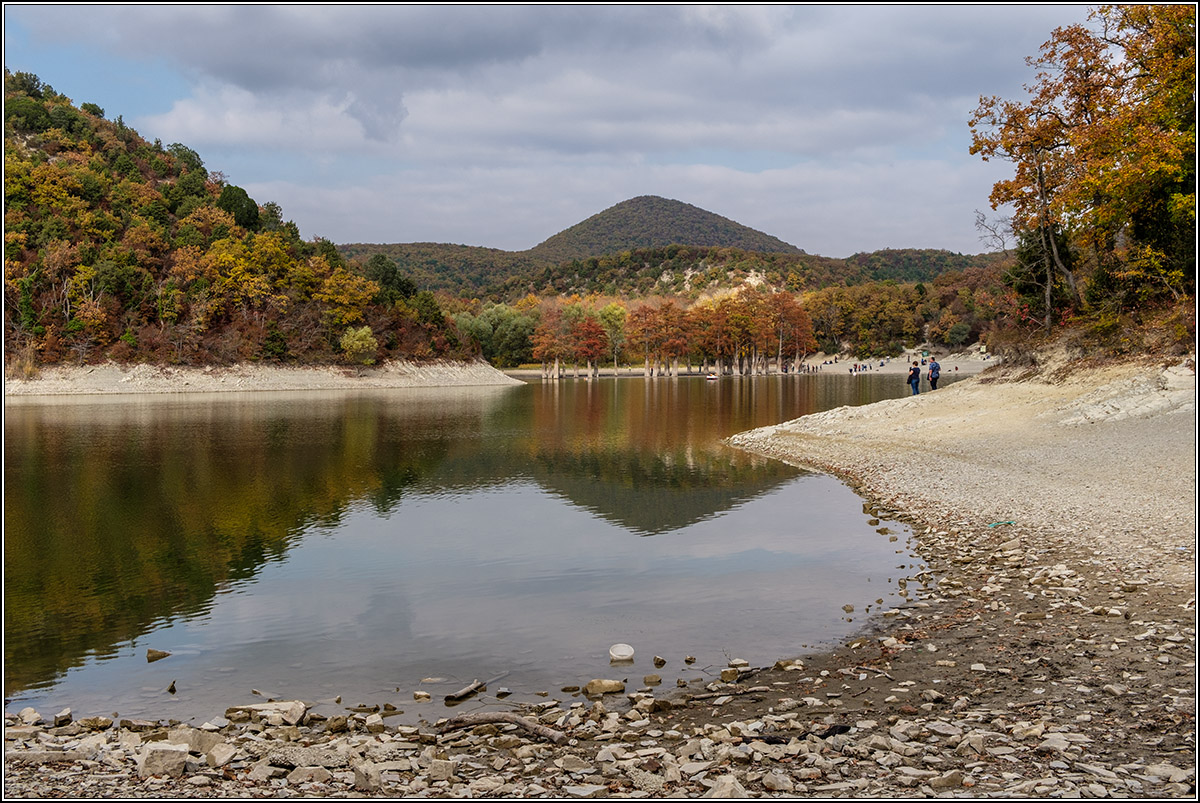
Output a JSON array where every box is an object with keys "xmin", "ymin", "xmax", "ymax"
[{"xmin": 525, "ymin": 195, "xmax": 803, "ymax": 263}]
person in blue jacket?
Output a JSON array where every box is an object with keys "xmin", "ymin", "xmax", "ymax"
[
  {"xmin": 907, "ymin": 361, "xmax": 921, "ymax": 395},
  {"xmin": 927, "ymin": 357, "xmax": 941, "ymax": 390}
]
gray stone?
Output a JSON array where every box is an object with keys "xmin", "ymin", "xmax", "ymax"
[
  {"xmin": 1036, "ymin": 733, "xmax": 1072, "ymax": 754},
  {"xmin": 763, "ymin": 769, "xmax": 795, "ymax": 791},
  {"xmin": 167, "ymin": 725, "xmax": 222, "ymax": 755},
  {"xmin": 557, "ymin": 754, "xmax": 594, "ymax": 774},
  {"xmin": 628, "ymin": 768, "xmax": 666, "ymax": 794},
  {"xmin": 703, "ymin": 775, "xmax": 750, "ymax": 798},
  {"xmin": 77, "ymin": 716, "xmax": 113, "ymax": 731},
  {"xmin": 429, "ymin": 758, "xmax": 455, "ymax": 781},
  {"xmin": 564, "ymin": 784, "xmax": 608, "ymax": 798},
  {"xmin": 1075, "ymin": 762, "xmax": 1120, "ymax": 782},
  {"xmin": 138, "ymin": 743, "xmax": 189, "ymax": 778},
  {"xmin": 6, "ymin": 750, "xmax": 91, "ymax": 764},
  {"xmin": 930, "ymin": 769, "xmax": 966, "ymax": 788},
  {"xmin": 926, "ymin": 721, "xmax": 961, "ymax": 737},
  {"xmin": 225, "ymin": 700, "xmax": 307, "ymax": 725},
  {"xmin": 206, "ymin": 742, "xmax": 237, "ymax": 768},
  {"xmin": 1144, "ymin": 764, "xmax": 1190, "ymax": 783},
  {"xmin": 353, "ymin": 761, "xmax": 381, "ymax": 791},
  {"xmin": 264, "ymin": 744, "xmax": 349, "ymax": 769},
  {"xmin": 246, "ymin": 758, "xmax": 282, "ymax": 783},
  {"xmin": 584, "ymin": 679, "xmax": 625, "ymax": 695}
]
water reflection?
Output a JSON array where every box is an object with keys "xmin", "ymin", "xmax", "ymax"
[
  {"xmin": 4, "ymin": 374, "xmax": 944, "ymax": 720},
  {"xmin": 5, "ymin": 388, "xmax": 509, "ymax": 696}
]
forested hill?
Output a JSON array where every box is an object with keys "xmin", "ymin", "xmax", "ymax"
[
  {"xmin": 340, "ymin": 203, "xmax": 1001, "ymax": 299},
  {"xmin": 3, "ymin": 70, "xmax": 471, "ymax": 369},
  {"xmin": 526, "ymin": 195, "xmax": 804, "ymax": 263}
]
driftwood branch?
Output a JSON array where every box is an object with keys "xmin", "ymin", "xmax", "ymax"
[
  {"xmin": 437, "ymin": 712, "xmax": 567, "ymax": 745},
  {"xmin": 444, "ymin": 679, "xmax": 485, "ymax": 703},
  {"xmin": 444, "ymin": 672, "xmax": 510, "ymax": 704}
]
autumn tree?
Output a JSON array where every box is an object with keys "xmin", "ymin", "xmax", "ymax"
[
  {"xmin": 571, "ymin": 315, "xmax": 609, "ymax": 378},
  {"xmin": 970, "ymin": 5, "xmax": 1195, "ymax": 326}
]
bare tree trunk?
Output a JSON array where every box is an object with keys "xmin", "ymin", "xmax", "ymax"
[{"xmin": 1034, "ymin": 159, "xmax": 1081, "ymax": 310}]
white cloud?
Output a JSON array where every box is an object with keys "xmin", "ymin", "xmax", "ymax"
[{"xmin": 141, "ymin": 83, "xmax": 373, "ymax": 150}]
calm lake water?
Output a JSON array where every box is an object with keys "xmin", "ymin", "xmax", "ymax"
[{"xmin": 4, "ymin": 372, "xmax": 961, "ymax": 724}]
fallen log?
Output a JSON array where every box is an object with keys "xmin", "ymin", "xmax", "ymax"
[{"xmin": 436, "ymin": 712, "xmax": 567, "ymax": 745}]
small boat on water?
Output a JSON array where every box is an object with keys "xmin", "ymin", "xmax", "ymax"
[{"xmin": 706, "ymin": 373, "xmax": 719, "ymax": 381}]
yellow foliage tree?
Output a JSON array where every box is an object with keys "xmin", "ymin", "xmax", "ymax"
[{"xmin": 314, "ymin": 267, "xmax": 380, "ymax": 328}]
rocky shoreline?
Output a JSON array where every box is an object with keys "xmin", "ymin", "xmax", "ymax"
[{"xmin": 4, "ymin": 354, "xmax": 1195, "ymax": 798}]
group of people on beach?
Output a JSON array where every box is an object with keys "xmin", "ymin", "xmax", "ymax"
[{"xmin": 907, "ymin": 356, "xmax": 940, "ymax": 395}]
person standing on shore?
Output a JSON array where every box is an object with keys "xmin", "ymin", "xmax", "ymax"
[
  {"xmin": 907, "ymin": 361, "xmax": 921, "ymax": 395},
  {"xmin": 928, "ymin": 356, "xmax": 941, "ymax": 390}
]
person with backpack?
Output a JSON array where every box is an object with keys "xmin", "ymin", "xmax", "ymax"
[
  {"xmin": 928, "ymin": 357, "xmax": 941, "ymax": 390},
  {"xmin": 907, "ymin": 361, "xmax": 921, "ymax": 395}
]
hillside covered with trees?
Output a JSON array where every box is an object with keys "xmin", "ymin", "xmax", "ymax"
[
  {"xmin": 4, "ymin": 69, "xmax": 468, "ymax": 371},
  {"xmin": 340, "ymin": 205, "xmax": 1002, "ymax": 301}
]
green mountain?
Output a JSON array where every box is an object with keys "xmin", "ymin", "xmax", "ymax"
[
  {"xmin": 526, "ymin": 195, "xmax": 803, "ymax": 263},
  {"xmin": 340, "ymin": 195, "xmax": 815, "ymax": 299}
]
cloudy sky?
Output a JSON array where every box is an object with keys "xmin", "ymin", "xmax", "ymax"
[{"xmin": 5, "ymin": 5, "xmax": 1091, "ymax": 257}]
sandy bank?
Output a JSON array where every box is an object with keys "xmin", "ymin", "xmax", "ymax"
[
  {"xmin": 3, "ymin": 359, "xmax": 522, "ymax": 398},
  {"xmin": 731, "ymin": 354, "xmax": 1197, "ymax": 588}
]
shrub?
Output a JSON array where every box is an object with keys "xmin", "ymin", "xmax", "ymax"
[{"xmin": 340, "ymin": 326, "xmax": 378, "ymax": 365}]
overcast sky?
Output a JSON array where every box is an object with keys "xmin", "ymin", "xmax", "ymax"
[{"xmin": 4, "ymin": 4, "xmax": 1092, "ymax": 257}]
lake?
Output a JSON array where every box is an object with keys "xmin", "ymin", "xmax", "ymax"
[{"xmin": 4, "ymin": 371, "xmax": 959, "ymax": 724}]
